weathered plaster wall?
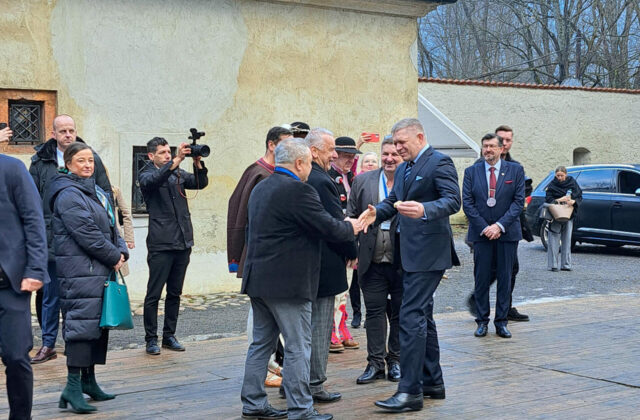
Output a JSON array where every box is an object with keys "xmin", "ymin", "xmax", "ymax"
[
  {"xmin": 1, "ymin": 0, "xmax": 423, "ymax": 295},
  {"xmin": 419, "ymin": 82, "xmax": 640, "ymax": 222}
]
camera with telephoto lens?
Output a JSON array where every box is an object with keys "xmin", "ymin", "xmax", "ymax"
[{"xmin": 187, "ymin": 128, "xmax": 210, "ymax": 158}]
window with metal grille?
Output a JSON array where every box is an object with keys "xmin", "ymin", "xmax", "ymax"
[
  {"xmin": 8, "ymin": 100, "xmax": 43, "ymax": 144},
  {"xmin": 131, "ymin": 145, "xmax": 176, "ymax": 214}
]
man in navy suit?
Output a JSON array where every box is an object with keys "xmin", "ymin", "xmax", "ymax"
[
  {"xmin": 0, "ymin": 126, "xmax": 49, "ymax": 419},
  {"xmin": 359, "ymin": 118, "xmax": 460, "ymax": 413},
  {"xmin": 463, "ymin": 133, "xmax": 525, "ymax": 339}
]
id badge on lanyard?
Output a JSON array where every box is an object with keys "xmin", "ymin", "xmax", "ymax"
[{"xmin": 381, "ymin": 174, "xmax": 391, "ymax": 231}]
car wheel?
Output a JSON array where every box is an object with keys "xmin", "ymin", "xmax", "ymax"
[{"xmin": 540, "ymin": 221, "xmax": 549, "ymax": 251}]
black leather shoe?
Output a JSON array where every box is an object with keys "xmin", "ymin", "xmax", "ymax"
[
  {"xmin": 423, "ymin": 384, "xmax": 445, "ymax": 399},
  {"xmin": 375, "ymin": 392, "xmax": 423, "ymax": 412},
  {"xmin": 351, "ymin": 311, "xmax": 362, "ymax": 328},
  {"xmin": 474, "ymin": 324, "xmax": 488, "ymax": 337},
  {"xmin": 242, "ymin": 405, "xmax": 288, "ymax": 419},
  {"xmin": 312, "ymin": 390, "xmax": 341, "ymax": 403},
  {"xmin": 507, "ymin": 307, "xmax": 530, "ymax": 322},
  {"xmin": 300, "ymin": 409, "xmax": 333, "ymax": 420},
  {"xmin": 146, "ymin": 339, "xmax": 161, "ymax": 355},
  {"xmin": 356, "ymin": 364, "xmax": 385, "ymax": 384},
  {"xmin": 162, "ymin": 336, "xmax": 185, "ymax": 351},
  {"xmin": 466, "ymin": 294, "xmax": 477, "ymax": 317},
  {"xmin": 496, "ymin": 325, "xmax": 512, "ymax": 338},
  {"xmin": 387, "ymin": 362, "xmax": 401, "ymax": 382}
]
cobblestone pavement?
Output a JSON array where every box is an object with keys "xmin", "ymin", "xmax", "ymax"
[{"xmin": 31, "ymin": 231, "xmax": 640, "ymax": 351}]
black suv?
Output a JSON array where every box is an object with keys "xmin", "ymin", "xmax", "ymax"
[{"xmin": 525, "ymin": 164, "xmax": 640, "ymax": 250}]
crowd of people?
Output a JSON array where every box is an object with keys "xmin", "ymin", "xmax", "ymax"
[
  {"xmin": 0, "ymin": 114, "xmax": 570, "ymax": 419},
  {"xmin": 0, "ymin": 115, "xmax": 208, "ymax": 417}
]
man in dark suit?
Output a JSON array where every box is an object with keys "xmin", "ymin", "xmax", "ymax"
[
  {"xmin": 466, "ymin": 125, "xmax": 532, "ymax": 322},
  {"xmin": 304, "ymin": 128, "xmax": 358, "ymax": 403},
  {"xmin": 347, "ymin": 136, "xmax": 403, "ymax": 384},
  {"xmin": 240, "ymin": 138, "xmax": 359, "ymax": 420},
  {"xmin": 1, "ymin": 126, "xmax": 49, "ymax": 420},
  {"xmin": 463, "ymin": 133, "xmax": 525, "ymax": 339},
  {"xmin": 358, "ymin": 118, "xmax": 461, "ymax": 412}
]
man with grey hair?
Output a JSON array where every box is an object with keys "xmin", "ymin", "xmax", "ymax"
[
  {"xmin": 304, "ymin": 129, "xmax": 358, "ymax": 404},
  {"xmin": 240, "ymin": 138, "xmax": 360, "ymax": 420},
  {"xmin": 359, "ymin": 118, "xmax": 460, "ymax": 412}
]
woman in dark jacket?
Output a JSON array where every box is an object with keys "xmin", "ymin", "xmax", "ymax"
[
  {"xmin": 545, "ymin": 166, "xmax": 582, "ymax": 271},
  {"xmin": 48, "ymin": 142, "xmax": 128, "ymax": 413}
]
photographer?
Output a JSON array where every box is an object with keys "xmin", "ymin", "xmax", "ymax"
[{"xmin": 139, "ymin": 137, "xmax": 208, "ymax": 355}]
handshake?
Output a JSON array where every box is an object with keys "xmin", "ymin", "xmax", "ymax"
[{"xmin": 344, "ymin": 204, "xmax": 378, "ymax": 235}]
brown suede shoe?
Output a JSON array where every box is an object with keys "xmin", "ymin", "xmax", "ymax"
[
  {"xmin": 329, "ymin": 342, "xmax": 344, "ymax": 353},
  {"xmin": 31, "ymin": 346, "xmax": 57, "ymax": 364},
  {"xmin": 342, "ymin": 339, "xmax": 359, "ymax": 349}
]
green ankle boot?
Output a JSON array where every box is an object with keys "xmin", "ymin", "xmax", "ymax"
[
  {"xmin": 82, "ymin": 370, "xmax": 116, "ymax": 401},
  {"xmin": 59, "ymin": 372, "xmax": 97, "ymax": 413}
]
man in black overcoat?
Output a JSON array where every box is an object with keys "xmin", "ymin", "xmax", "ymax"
[
  {"xmin": 240, "ymin": 138, "xmax": 358, "ymax": 420},
  {"xmin": 1, "ymin": 126, "xmax": 49, "ymax": 420},
  {"xmin": 304, "ymin": 128, "xmax": 358, "ymax": 404}
]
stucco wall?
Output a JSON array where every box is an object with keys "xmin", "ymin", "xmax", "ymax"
[
  {"xmin": 0, "ymin": 0, "xmax": 428, "ymax": 296},
  {"xmin": 419, "ymin": 82, "xmax": 640, "ymax": 222}
]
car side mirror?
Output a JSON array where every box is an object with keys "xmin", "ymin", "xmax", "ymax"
[{"xmin": 635, "ymin": 188, "xmax": 640, "ymax": 197}]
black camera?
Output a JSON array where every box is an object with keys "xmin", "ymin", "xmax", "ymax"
[{"xmin": 187, "ymin": 128, "xmax": 210, "ymax": 158}]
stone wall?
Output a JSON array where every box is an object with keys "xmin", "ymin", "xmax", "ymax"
[{"xmin": 0, "ymin": 0, "xmax": 439, "ymax": 296}]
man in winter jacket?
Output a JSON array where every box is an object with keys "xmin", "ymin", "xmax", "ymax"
[
  {"xmin": 139, "ymin": 137, "xmax": 209, "ymax": 355},
  {"xmin": 28, "ymin": 114, "xmax": 112, "ymax": 364}
]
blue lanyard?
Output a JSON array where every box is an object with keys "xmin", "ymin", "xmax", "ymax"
[
  {"xmin": 274, "ymin": 167, "xmax": 300, "ymax": 181},
  {"xmin": 382, "ymin": 173, "xmax": 389, "ymax": 198}
]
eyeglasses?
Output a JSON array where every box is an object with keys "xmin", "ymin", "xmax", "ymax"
[{"xmin": 482, "ymin": 144, "xmax": 501, "ymax": 149}]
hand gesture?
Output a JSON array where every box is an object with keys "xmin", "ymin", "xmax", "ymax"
[
  {"xmin": 357, "ymin": 204, "xmax": 377, "ymax": 233},
  {"xmin": 21, "ymin": 278, "xmax": 43, "ymax": 292},
  {"xmin": 126, "ymin": 242, "xmax": 135, "ymax": 249},
  {"xmin": 345, "ymin": 217, "xmax": 363, "ymax": 236},
  {"xmin": 0, "ymin": 126, "xmax": 13, "ymax": 143},
  {"xmin": 396, "ymin": 201, "xmax": 425, "ymax": 219},
  {"xmin": 347, "ymin": 258, "xmax": 358, "ymax": 269}
]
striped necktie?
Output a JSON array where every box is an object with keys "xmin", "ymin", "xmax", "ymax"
[{"xmin": 404, "ymin": 161, "xmax": 415, "ymax": 183}]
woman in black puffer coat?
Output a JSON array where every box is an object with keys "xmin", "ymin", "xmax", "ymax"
[{"xmin": 47, "ymin": 142, "xmax": 129, "ymax": 414}]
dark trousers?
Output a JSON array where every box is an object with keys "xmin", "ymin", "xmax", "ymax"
[
  {"xmin": 473, "ymin": 241, "xmax": 518, "ymax": 327},
  {"xmin": 349, "ymin": 270, "xmax": 361, "ymax": 316},
  {"xmin": 0, "ymin": 288, "xmax": 34, "ymax": 420},
  {"xmin": 41, "ymin": 260, "xmax": 60, "ymax": 347},
  {"xmin": 143, "ymin": 248, "xmax": 191, "ymax": 342},
  {"xmin": 470, "ymin": 252, "xmax": 520, "ymax": 309},
  {"xmin": 360, "ymin": 262, "xmax": 402, "ymax": 370},
  {"xmin": 398, "ymin": 270, "xmax": 444, "ymax": 395}
]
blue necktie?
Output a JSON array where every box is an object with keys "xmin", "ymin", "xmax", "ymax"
[{"xmin": 404, "ymin": 161, "xmax": 415, "ymax": 183}]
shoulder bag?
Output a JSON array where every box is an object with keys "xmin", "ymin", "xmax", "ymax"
[{"xmin": 100, "ymin": 271, "xmax": 134, "ymax": 330}]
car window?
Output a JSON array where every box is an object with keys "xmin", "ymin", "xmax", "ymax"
[
  {"xmin": 575, "ymin": 169, "xmax": 614, "ymax": 192},
  {"xmin": 617, "ymin": 170, "xmax": 640, "ymax": 194}
]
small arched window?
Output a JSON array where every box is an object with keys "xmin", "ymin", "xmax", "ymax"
[{"xmin": 573, "ymin": 147, "xmax": 591, "ymax": 165}]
